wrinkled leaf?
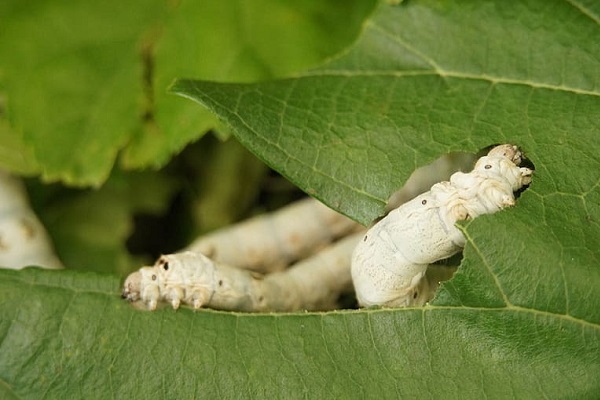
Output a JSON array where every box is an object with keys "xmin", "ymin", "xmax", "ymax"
[
  {"xmin": 122, "ymin": 0, "xmax": 378, "ymax": 169},
  {"xmin": 173, "ymin": 0, "xmax": 599, "ymax": 224}
]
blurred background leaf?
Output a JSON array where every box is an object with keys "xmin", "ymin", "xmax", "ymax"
[{"xmin": 0, "ymin": 0, "xmax": 377, "ymax": 185}]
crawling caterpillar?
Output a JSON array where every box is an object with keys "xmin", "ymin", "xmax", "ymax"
[
  {"xmin": 122, "ymin": 233, "xmax": 362, "ymax": 312},
  {"xmin": 351, "ymin": 144, "xmax": 533, "ymax": 308}
]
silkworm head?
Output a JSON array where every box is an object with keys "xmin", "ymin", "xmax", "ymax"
[
  {"xmin": 487, "ymin": 144, "xmax": 522, "ymax": 165},
  {"xmin": 122, "ymin": 271, "xmax": 142, "ymax": 301}
]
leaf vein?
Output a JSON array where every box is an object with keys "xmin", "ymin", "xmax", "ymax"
[
  {"xmin": 368, "ymin": 19, "xmax": 445, "ymax": 73},
  {"xmin": 458, "ymin": 226, "xmax": 511, "ymax": 306},
  {"xmin": 564, "ymin": 0, "xmax": 600, "ymax": 25},
  {"xmin": 301, "ymin": 70, "xmax": 599, "ymax": 97},
  {"xmin": 365, "ymin": 313, "xmax": 399, "ymax": 394}
]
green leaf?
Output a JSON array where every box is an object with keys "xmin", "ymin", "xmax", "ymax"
[
  {"xmin": 2, "ymin": 0, "xmax": 599, "ymax": 398},
  {"xmin": 172, "ymin": 0, "xmax": 599, "ymax": 224},
  {"xmin": 181, "ymin": 138, "xmax": 269, "ymax": 235},
  {"xmin": 0, "ymin": 119, "xmax": 38, "ymax": 175},
  {"xmin": 0, "ymin": 267, "xmax": 598, "ymax": 398},
  {"xmin": 0, "ymin": 0, "xmax": 376, "ymax": 185},
  {"xmin": 0, "ymin": 0, "xmax": 168, "ymax": 185}
]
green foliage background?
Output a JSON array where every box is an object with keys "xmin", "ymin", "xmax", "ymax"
[
  {"xmin": 1, "ymin": 0, "xmax": 375, "ymax": 275},
  {"xmin": 1, "ymin": 0, "xmax": 599, "ymax": 398}
]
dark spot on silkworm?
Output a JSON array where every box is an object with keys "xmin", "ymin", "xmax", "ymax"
[
  {"xmin": 485, "ymin": 164, "xmax": 492, "ymax": 169},
  {"xmin": 218, "ymin": 280, "xmax": 223, "ymax": 287},
  {"xmin": 163, "ymin": 262, "xmax": 169, "ymax": 271},
  {"xmin": 421, "ymin": 199, "xmax": 427, "ymax": 205},
  {"xmin": 152, "ymin": 274, "xmax": 157, "ymax": 281},
  {"xmin": 363, "ymin": 235, "xmax": 368, "ymax": 242},
  {"xmin": 258, "ymin": 296, "xmax": 264, "ymax": 303},
  {"xmin": 413, "ymin": 291, "xmax": 418, "ymax": 299}
]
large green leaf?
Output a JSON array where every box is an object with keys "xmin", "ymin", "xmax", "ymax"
[
  {"xmin": 172, "ymin": 0, "xmax": 599, "ymax": 225},
  {"xmin": 1, "ymin": 0, "xmax": 599, "ymax": 398},
  {"xmin": 0, "ymin": 0, "xmax": 376, "ymax": 185},
  {"xmin": 0, "ymin": 267, "xmax": 598, "ymax": 399}
]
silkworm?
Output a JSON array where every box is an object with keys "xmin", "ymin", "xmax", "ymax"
[
  {"xmin": 185, "ymin": 197, "xmax": 360, "ymax": 273},
  {"xmin": 122, "ymin": 232, "xmax": 362, "ymax": 312},
  {"xmin": 351, "ymin": 144, "xmax": 532, "ymax": 308},
  {"xmin": 0, "ymin": 170, "xmax": 63, "ymax": 269}
]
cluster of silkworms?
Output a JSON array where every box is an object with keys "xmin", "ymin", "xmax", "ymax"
[
  {"xmin": 122, "ymin": 199, "xmax": 361, "ymax": 312},
  {"xmin": 123, "ymin": 144, "xmax": 532, "ymax": 312}
]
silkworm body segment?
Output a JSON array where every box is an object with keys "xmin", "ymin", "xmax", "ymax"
[{"xmin": 186, "ymin": 197, "xmax": 359, "ymax": 273}]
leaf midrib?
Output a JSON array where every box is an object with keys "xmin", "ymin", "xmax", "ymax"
[
  {"xmin": 300, "ymin": 70, "xmax": 600, "ymax": 97},
  {"xmin": 565, "ymin": 0, "xmax": 600, "ymax": 25},
  {"xmin": 3, "ymin": 271, "xmax": 598, "ymax": 330}
]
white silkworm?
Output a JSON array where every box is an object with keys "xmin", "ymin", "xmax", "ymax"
[
  {"xmin": 351, "ymin": 144, "xmax": 533, "ymax": 308},
  {"xmin": 0, "ymin": 170, "xmax": 63, "ymax": 270},
  {"xmin": 185, "ymin": 197, "xmax": 360, "ymax": 273},
  {"xmin": 122, "ymin": 232, "xmax": 362, "ymax": 312}
]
